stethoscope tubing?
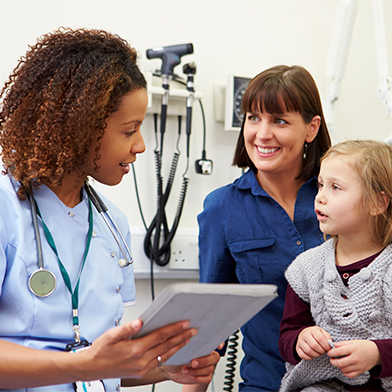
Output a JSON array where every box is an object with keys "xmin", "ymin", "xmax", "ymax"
[
  {"xmin": 27, "ymin": 188, "xmax": 57, "ymax": 297},
  {"xmin": 28, "ymin": 190, "xmax": 44, "ymax": 269},
  {"xmin": 84, "ymin": 182, "xmax": 134, "ymax": 266},
  {"xmin": 27, "ymin": 182, "xmax": 133, "ymax": 298}
]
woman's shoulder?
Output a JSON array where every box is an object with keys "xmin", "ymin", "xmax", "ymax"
[
  {"xmin": 204, "ymin": 171, "xmax": 258, "ymax": 203},
  {"xmin": 286, "ymin": 239, "xmax": 334, "ymax": 277},
  {"xmin": 205, "ymin": 182, "xmax": 235, "ymax": 201},
  {"xmin": 0, "ymin": 170, "xmax": 27, "ymax": 242},
  {"xmin": 0, "ymin": 170, "xmax": 20, "ymax": 206}
]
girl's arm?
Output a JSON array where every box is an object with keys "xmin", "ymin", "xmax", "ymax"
[
  {"xmin": 371, "ymin": 340, "xmax": 392, "ymax": 378},
  {"xmin": 279, "ymin": 284, "xmax": 316, "ymax": 364}
]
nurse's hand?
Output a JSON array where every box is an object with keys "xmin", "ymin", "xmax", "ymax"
[{"xmin": 84, "ymin": 318, "xmax": 197, "ymax": 381}]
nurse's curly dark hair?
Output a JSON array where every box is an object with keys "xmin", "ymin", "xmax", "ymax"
[{"xmin": 0, "ymin": 27, "xmax": 146, "ymax": 199}]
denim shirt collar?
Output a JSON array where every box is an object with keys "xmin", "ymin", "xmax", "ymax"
[{"xmin": 234, "ymin": 169, "xmax": 318, "ymax": 197}]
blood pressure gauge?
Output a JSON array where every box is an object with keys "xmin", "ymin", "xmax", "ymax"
[{"xmin": 225, "ymin": 75, "xmax": 251, "ymax": 131}]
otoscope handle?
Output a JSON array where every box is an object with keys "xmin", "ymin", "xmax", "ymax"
[
  {"xmin": 160, "ymin": 102, "xmax": 168, "ymax": 135},
  {"xmin": 186, "ymin": 106, "xmax": 192, "ymax": 136}
]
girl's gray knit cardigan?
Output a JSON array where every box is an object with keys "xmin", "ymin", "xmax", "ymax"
[{"xmin": 279, "ymin": 239, "xmax": 392, "ymax": 392}]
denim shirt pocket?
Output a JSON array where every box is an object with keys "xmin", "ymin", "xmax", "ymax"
[{"xmin": 229, "ymin": 238, "xmax": 277, "ymax": 283}]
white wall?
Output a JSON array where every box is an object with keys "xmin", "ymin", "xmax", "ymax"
[{"xmin": 1, "ymin": 1, "xmax": 392, "ymax": 391}]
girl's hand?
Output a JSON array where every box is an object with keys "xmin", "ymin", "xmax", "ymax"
[
  {"xmin": 328, "ymin": 340, "xmax": 381, "ymax": 378},
  {"xmin": 296, "ymin": 326, "xmax": 332, "ymax": 360}
]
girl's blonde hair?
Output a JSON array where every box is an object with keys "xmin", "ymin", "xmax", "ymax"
[{"xmin": 321, "ymin": 139, "xmax": 392, "ymax": 246}]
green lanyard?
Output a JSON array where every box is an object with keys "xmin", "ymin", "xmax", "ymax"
[{"xmin": 34, "ymin": 197, "xmax": 93, "ymax": 343}]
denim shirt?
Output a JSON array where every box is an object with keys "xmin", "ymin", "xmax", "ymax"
[{"xmin": 197, "ymin": 170, "xmax": 323, "ymax": 392}]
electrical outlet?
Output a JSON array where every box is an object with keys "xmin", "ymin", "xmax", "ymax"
[
  {"xmin": 130, "ymin": 226, "xmax": 199, "ymax": 278},
  {"xmin": 169, "ymin": 231, "xmax": 199, "ymax": 270}
]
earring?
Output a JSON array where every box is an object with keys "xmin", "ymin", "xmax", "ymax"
[{"xmin": 303, "ymin": 143, "xmax": 308, "ymax": 160}]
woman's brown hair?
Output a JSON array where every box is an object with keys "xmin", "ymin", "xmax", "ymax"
[
  {"xmin": 233, "ymin": 65, "xmax": 331, "ymax": 181},
  {"xmin": 0, "ymin": 27, "xmax": 146, "ymax": 198}
]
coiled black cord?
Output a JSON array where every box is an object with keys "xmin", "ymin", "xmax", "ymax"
[
  {"xmin": 223, "ymin": 330, "xmax": 239, "ymax": 392},
  {"xmin": 143, "ymin": 114, "xmax": 189, "ymax": 267}
]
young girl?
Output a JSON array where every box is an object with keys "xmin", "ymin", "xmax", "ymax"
[{"xmin": 279, "ymin": 140, "xmax": 392, "ymax": 392}]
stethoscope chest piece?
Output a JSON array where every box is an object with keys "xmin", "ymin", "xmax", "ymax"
[
  {"xmin": 29, "ymin": 268, "xmax": 57, "ymax": 297},
  {"xmin": 118, "ymin": 258, "xmax": 127, "ymax": 267}
]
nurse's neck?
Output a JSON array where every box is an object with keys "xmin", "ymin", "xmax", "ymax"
[{"xmin": 44, "ymin": 175, "xmax": 85, "ymax": 208}]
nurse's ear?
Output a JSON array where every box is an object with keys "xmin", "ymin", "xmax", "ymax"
[{"xmin": 305, "ymin": 115, "xmax": 321, "ymax": 144}]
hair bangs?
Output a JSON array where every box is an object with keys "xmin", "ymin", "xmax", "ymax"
[{"xmin": 242, "ymin": 78, "xmax": 303, "ymax": 115}]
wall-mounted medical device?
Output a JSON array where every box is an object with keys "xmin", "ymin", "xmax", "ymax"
[
  {"xmin": 146, "ymin": 43, "xmax": 194, "ymax": 77},
  {"xmin": 225, "ymin": 76, "xmax": 251, "ymax": 131},
  {"xmin": 135, "ymin": 43, "xmax": 211, "ymax": 277},
  {"xmin": 213, "ymin": 75, "xmax": 251, "ymax": 131}
]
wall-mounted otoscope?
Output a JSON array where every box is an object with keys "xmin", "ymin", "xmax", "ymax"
[
  {"xmin": 144, "ymin": 43, "xmax": 195, "ymax": 268},
  {"xmin": 145, "ymin": 43, "xmax": 194, "ymax": 148},
  {"xmin": 146, "ymin": 43, "xmax": 194, "ymax": 76},
  {"xmin": 184, "ymin": 62, "xmax": 196, "ymax": 153}
]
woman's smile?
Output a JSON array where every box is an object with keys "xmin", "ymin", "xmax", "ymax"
[{"xmin": 257, "ymin": 146, "xmax": 280, "ymax": 155}]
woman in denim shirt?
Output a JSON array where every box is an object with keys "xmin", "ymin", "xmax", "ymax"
[{"xmin": 189, "ymin": 65, "xmax": 332, "ymax": 392}]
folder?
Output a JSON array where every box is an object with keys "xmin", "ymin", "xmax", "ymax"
[{"xmin": 133, "ymin": 282, "xmax": 278, "ymax": 365}]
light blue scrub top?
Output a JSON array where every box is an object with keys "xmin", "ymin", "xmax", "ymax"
[{"xmin": 0, "ymin": 170, "xmax": 136, "ymax": 392}]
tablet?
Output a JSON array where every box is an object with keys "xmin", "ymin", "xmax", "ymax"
[{"xmin": 133, "ymin": 282, "xmax": 278, "ymax": 365}]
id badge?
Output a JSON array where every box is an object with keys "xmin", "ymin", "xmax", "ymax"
[
  {"xmin": 74, "ymin": 380, "xmax": 106, "ymax": 392},
  {"xmin": 66, "ymin": 341, "xmax": 106, "ymax": 392}
]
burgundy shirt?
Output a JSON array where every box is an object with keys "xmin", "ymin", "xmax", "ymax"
[{"xmin": 279, "ymin": 251, "xmax": 392, "ymax": 391}]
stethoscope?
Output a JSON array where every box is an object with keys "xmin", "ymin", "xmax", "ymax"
[{"xmin": 27, "ymin": 181, "xmax": 134, "ymax": 298}]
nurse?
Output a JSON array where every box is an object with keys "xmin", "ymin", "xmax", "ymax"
[
  {"xmin": 0, "ymin": 28, "xmax": 218, "ymax": 391},
  {"xmin": 184, "ymin": 65, "xmax": 331, "ymax": 392}
]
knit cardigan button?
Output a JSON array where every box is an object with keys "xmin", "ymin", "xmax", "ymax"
[
  {"xmin": 369, "ymin": 310, "xmax": 382, "ymax": 321},
  {"xmin": 357, "ymin": 267, "xmax": 372, "ymax": 281},
  {"xmin": 325, "ymin": 271, "xmax": 337, "ymax": 282}
]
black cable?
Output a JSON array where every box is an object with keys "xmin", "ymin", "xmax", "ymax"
[
  {"xmin": 130, "ymin": 162, "xmax": 155, "ymax": 301},
  {"xmin": 168, "ymin": 76, "xmax": 207, "ymax": 159},
  {"xmin": 156, "ymin": 75, "xmax": 205, "ymax": 148},
  {"xmin": 153, "ymin": 112, "xmax": 159, "ymax": 151},
  {"xmin": 223, "ymin": 330, "xmax": 240, "ymax": 392},
  {"xmin": 198, "ymin": 99, "xmax": 206, "ymax": 153},
  {"xmin": 150, "ymin": 246, "xmax": 155, "ymax": 301},
  {"xmin": 131, "ymin": 163, "xmax": 147, "ymax": 231},
  {"xmin": 143, "ymin": 115, "xmax": 188, "ymax": 267},
  {"xmin": 130, "ymin": 77, "xmax": 193, "ymax": 302}
]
